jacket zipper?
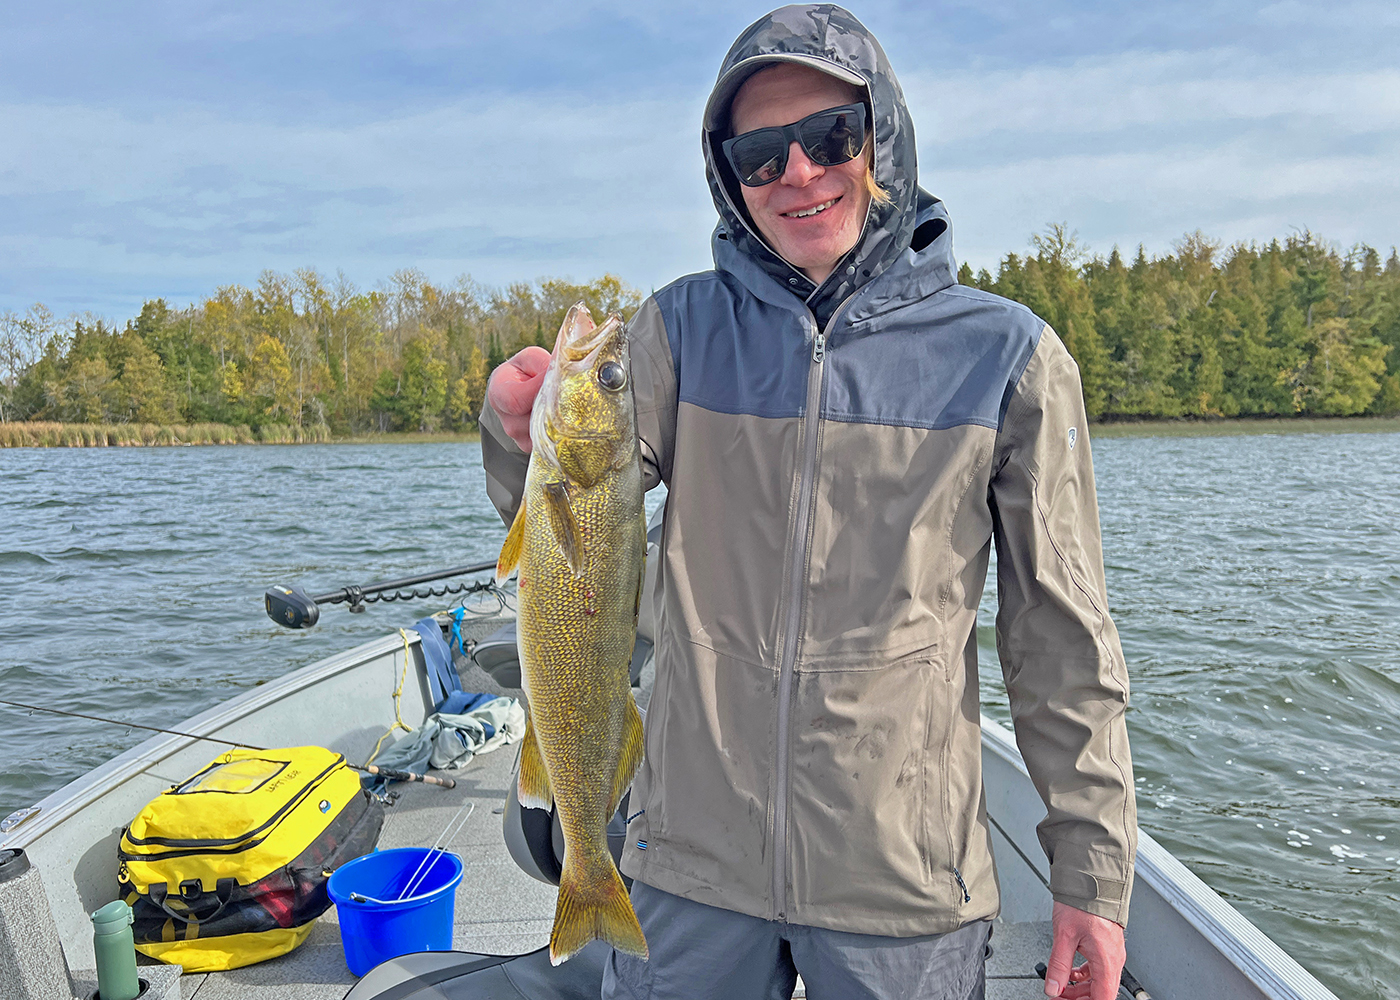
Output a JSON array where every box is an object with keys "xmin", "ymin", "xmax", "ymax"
[
  {"xmin": 772, "ymin": 321, "xmax": 826, "ymax": 920},
  {"xmin": 771, "ymin": 286, "xmax": 870, "ymax": 919},
  {"xmin": 952, "ymin": 865, "xmax": 971, "ymax": 903}
]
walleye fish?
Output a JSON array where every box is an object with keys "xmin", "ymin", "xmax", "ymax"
[{"xmin": 496, "ymin": 302, "xmax": 648, "ymax": 966}]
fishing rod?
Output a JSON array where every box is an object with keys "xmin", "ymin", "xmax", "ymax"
[
  {"xmin": 265, "ymin": 560, "xmax": 499, "ymax": 629},
  {"xmin": 0, "ymin": 699, "xmax": 456, "ymax": 790}
]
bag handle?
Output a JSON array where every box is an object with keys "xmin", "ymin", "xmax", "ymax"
[{"xmin": 147, "ymin": 877, "xmax": 236, "ymax": 925}]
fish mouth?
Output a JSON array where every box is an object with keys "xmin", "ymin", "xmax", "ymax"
[
  {"xmin": 560, "ymin": 310, "xmax": 625, "ymax": 364},
  {"xmin": 530, "ymin": 303, "xmax": 631, "ymax": 466}
]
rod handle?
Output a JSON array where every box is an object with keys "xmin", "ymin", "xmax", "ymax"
[
  {"xmin": 1034, "ymin": 962, "xmax": 1148, "ymax": 1000},
  {"xmin": 362, "ymin": 764, "xmax": 456, "ymax": 789}
]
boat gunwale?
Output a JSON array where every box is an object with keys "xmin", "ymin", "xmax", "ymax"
[
  {"xmin": 979, "ymin": 713, "xmax": 1338, "ymax": 1000},
  {"xmin": 0, "ymin": 630, "xmax": 423, "ymax": 852}
]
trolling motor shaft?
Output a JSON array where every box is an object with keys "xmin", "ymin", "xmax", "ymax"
[{"xmin": 265, "ymin": 561, "xmax": 497, "ymax": 628}]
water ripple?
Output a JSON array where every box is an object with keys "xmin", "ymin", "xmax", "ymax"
[{"xmin": 977, "ymin": 430, "xmax": 1400, "ymax": 999}]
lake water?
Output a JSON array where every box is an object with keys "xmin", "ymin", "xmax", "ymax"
[{"xmin": 1, "ymin": 433, "xmax": 1397, "ymax": 998}]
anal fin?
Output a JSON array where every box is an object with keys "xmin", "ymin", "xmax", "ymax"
[{"xmin": 517, "ymin": 709, "xmax": 553, "ymax": 810}]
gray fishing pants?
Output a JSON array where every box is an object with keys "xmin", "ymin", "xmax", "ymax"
[{"xmin": 602, "ymin": 880, "xmax": 989, "ymax": 1000}]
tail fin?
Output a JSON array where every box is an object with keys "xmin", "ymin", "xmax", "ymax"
[{"xmin": 549, "ymin": 854, "xmax": 648, "ymax": 966}]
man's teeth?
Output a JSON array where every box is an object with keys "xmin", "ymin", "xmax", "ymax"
[{"xmin": 785, "ymin": 199, "xmax": 836, "ymax": 218}]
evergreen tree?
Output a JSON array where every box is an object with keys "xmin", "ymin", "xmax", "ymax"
[
  {"xmin": 114, "ymin": 335, "xmax": 178, "ymax": 423},
  {"xmin": 368, "ymin": 369, "xmax": 401, "ymax": 432},
  {"xmin": 487, "ymin": 332, "xmax": 506, "ymax": 373},
  {"xmin": 448, "ymin": 345, "xmax": 490, "ymax": 429},
  {"xmin": 399, "ymin": 336, "xmax": 448, "ymax": 431}
]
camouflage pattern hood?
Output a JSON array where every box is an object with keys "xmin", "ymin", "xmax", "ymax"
[{"xmin": 701, "ymin": 3, "xmax": 926, "ymax": 326}]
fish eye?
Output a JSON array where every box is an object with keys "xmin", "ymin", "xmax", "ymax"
[{"xmin": 597, "ymin": 360, "xmax": 626, "ymax": 392}]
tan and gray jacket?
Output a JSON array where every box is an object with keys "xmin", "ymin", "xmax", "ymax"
[{"xmin": 482, "ymin": 3, "xmax": 1135, "ymax": 937}]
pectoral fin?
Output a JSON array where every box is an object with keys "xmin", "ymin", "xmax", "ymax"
[
  {"xmin": 517, "ymin": 710, "xmax": 553, "ymax": 811},
  {"xmin": 542, "ymin": 480, "xmax": 584, "ymax": 577},
  {"xmin": 497, "ymin": 497, "xmax": 527, "ymax": 583}
]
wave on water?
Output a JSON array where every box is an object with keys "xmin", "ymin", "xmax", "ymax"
[
  {"xmin": 266, "ymin": 524, "xmax": 314, "ymax": 537},
  {"xmin": 0, "ymin": 550, "xmax": 53, "ymax": 566},
  {"xmin": 51, "ymin": 546, "xmax": 200, "ymax": 563}
]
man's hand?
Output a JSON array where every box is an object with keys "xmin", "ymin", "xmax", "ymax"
[
  {"xmin": 1043, "ymin": 901, "xmax": 1126, "ymax": 1000},
  {"xmin": 487, "ymin": 346, "xmax": 551, "ymax": 452}
]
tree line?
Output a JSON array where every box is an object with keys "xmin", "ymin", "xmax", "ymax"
[
  {"xmin": 1, "ymin": 228, "xmax": 1397, "ymax": 433},
  {"xmin": 961, "ymin": 228, "xmax": 1400, "ymax": 419},
  {"xmin": 0, "ymin": 272, "xmax": 641, "ymax": 434}
]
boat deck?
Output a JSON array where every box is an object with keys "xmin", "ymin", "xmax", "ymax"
[{"xmin": 158, "ymin": 730, "xmax": 1052, "ymax": 999}]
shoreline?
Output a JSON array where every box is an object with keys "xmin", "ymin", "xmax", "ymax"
[
  {"xmin": 329, "ymin": 430, "xmax": 481, "ymax": 444},
  {"xmin": 2, "ymin": 416, "xmax": 1396, "ymax": 448},
  {"xmin": 0, "ymin": 421, "xmax": 480, "ymax": 448},
  {"xmin": 1088, "ymin": 415, "xmax": 1400, "ymax": 439}
]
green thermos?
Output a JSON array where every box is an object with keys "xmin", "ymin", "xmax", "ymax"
[{"xmin": 91, "ymin": 900, "xmax": 142, "ymax": 1000}]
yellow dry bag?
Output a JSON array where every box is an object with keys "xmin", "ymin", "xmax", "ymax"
[{"xmin": 118, "ymin": 745, "xmax": 382, "ymax": 971}]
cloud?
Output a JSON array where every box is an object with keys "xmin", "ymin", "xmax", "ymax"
[
  {"xmin": 900, "ymin": 49, "xmax": 1400, "ymax": 268},
  {"xmin": 905, "ymin": 50, "xmax": 1400, "ymax": 142},
  {"xmin": 0, "ymin": 88, "xmax": 718, "ymax": 315},
  {"xmin": 3, "ymin": 6, "xmax": 1400, "ymax": 315}
]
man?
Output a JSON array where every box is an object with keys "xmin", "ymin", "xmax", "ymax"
[{"xmin": 482, "ymin": 6, "xmax": 1136, "ymax": 999}]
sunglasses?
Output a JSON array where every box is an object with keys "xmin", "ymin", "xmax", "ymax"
[{"xmin": 721, "ymin": 103, "xmax": 869, "ymax": 187}]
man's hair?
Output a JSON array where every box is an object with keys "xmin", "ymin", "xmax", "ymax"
[{"xmin": 862, "ymin": 140, "xmax": 893, "ymax": 208}]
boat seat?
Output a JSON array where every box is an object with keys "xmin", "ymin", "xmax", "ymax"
[{"xmin": 344, "ymin": 941, "xmax": 610, "ymax": 999}]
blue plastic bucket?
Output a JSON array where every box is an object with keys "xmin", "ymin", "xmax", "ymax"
[{"xmin": 328, "ymin": 847, "xmax": 464, "ymax": 976}]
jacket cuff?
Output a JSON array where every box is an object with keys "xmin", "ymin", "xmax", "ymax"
[
  {"xmin": 478, "ymin": 402, "xmax": 528, "ymax": 526},
  {"xmin": 1047, "ymin": 841, "xmax": 1134, "ymax": 926}
]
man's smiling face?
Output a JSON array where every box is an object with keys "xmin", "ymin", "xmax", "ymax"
[{"xmin": 729, "ymin": 63, "xmax": 873, "ymax": 287}]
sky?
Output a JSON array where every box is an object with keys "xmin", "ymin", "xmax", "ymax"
[{"xmin": 3, "ymin": 0, "xmax": 1399, "ymax": 319}]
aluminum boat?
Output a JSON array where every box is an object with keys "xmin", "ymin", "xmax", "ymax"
[{"xmin": 1, "ymin": 595, "xmax": 1340, "ymax": 1000}]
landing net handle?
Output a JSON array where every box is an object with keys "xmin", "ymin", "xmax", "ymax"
[{"xmin": 265, "ymin": 561, "xmax": 498, "ymax": 629}]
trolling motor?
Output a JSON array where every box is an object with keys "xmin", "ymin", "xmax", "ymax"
[{"xmin": 265, "ymin": 561, "xmax": 498, "ymax": 629}]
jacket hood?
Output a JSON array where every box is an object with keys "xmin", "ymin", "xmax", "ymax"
[{"xmin": 703, "ymin": 4, "xmax": 921, "ymax": 325}]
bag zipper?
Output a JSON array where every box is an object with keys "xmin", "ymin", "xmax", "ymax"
[{"xmin": 121, "ymin": 757, "xmax": 343, "ymax": 853}]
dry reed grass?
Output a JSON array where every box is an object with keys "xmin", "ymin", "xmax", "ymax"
[{"xmin": 0, "ymin": 422, "xmax": 333, "ymax": 448}]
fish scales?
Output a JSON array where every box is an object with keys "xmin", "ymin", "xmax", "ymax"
[{"xmin": 497, "ymin": 302, "xmax": 648, "ymax": 966}]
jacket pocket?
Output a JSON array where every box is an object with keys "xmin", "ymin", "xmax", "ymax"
[
  {"xmin": 786, "ymin": 646, "xmax": 958, "ymax": 921},
  {"xmin": 635, "ymin": 633, "xmax": 775, "ymax": 893}
]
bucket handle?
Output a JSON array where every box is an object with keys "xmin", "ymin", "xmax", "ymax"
[
  {"xmin": 147, "ymin": 878, "xmax": 236, "ymax": 925},
  {"xmin": 347, "ymin": 881, "xmax": 449, "ymax": 907}
]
